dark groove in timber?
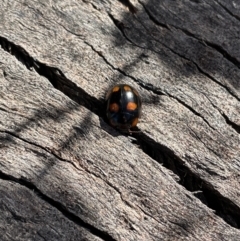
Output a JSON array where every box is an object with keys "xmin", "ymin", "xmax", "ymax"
[
  {"xmin": 204, "ymin": 40, "xmax": 240, "ymax": 69},
  {"xmin": 215, "ymin": 1, "xmax": 240, "ymax": 22},
  {"xmin": 140, "ymin": 2, "xmax": 170, "ymax": 30},
  {"xmin": 117, "ymin": 0, "xmax": 138, "ymax": 14},
  {"xmin": 0, "ymin": 36, "xmax": 104, "ymax": 117},
  {"xmin": 1, "ymin": 35, "xmax": 240, "ymax": 229},
  {"xmin": 0, "ymin": 170, "xmax": 116, "ymax": 241},
  {"xmin": 222, "ymin": 113, "xmax": 240, "ymax": 134},
  {"xmin": 134, "ymin": 132, "xmax": 240, "ymax": 229}
]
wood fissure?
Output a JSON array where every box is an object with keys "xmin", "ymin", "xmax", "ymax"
[
  {"xmin": 4, "ymin": 33, "xmax": 238, "ymax": 138},
  {"xmin": 2, "ymin": 33, "xmax": 238, "ymax": 139},
  {"xmin": 1, "ymin": 1, "xmax": 240, "ymax": 238},
  {"xmin": 0, "ymin": 129, "xmax": 81, "ymax": 171},
  {"xmin": 214, "ymin": 0, "xmax": 240, "ymax": 22},
  {"xmin": 1, "ymin": 33, "xmax": 240, "ymax": 230},
  {"xmin": 117, "ymin": 0, "xmax": 138, "ymax": 14},
  {"xmin": 140, "ymin": 1, "xmax": 240, "ymax": 70},
  {"xmin": 138, "ymin": 1, "xmax": 240, "ymax": 102},
  {"xmin": 0, "ymin": 36, "xmax": 103, "ymax": 117},
  {"xmin": 139, "ymin": 1, "xmax": 171, "ymax": 30},
  {"xmin": 135, "ymin": 133, "xmax": 240, "ymax": 229},
  {"xmin": 222, "ymin": 113, "xmax": 240, "ymax": 134},
  {"xmin": 0, "ymin": 170, "xmax": 116, "ymax": 241}
]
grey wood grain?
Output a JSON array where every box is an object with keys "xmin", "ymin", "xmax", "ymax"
[{"xmin": 0, "ymin": 0, "xmax": 240, "ymax": 239}]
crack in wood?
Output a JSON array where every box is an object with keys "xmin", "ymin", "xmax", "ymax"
[
  {"xmin": 3, "ymin": 203, "xmax": 28, "ymax": 223},
  {"xmin": 1, "ymin": 130, "xmax": 146, "ymax": 236},
  {"xmin": 167, "ymin": 20, "xmax": 240, "ymax": 75},
  {"xmin": 79, "ymin": 159, "xmax": 169, "ymax": 231},
  {"xmin": 140, "ymin": 0, "xmax": 240, "ymax": 71},
  {"xmin": 108, "ymin": 13, "xmax": 149, "ymax": 51},
  {"xmin": 0, "ymin": 130, "xmax": 82, "ymax": 172},
  {"xmin": 1, "ymin": 130, "xmax": 154, "ymax": 231},
  {"xmin": 134, "ymin": 132, "xmax": 240, "ymax": 229},
  {"xmin": 195, "ymin": 89, "xmax": 240, "ymax": 135},
  {"xmin": 83, "ymin": 36, "xmax": 219, "ymax": 132},
  {"xmin": 138, "ymin": 1, "xmax": 240, "ymax": 102},
  {"xmin": 78, "ymin": 159, "xmax": 140, "ymax": 213},
  {"xmin": 82, "ymin": 38, "xmax": 163, "ymax": 94},
  {"xmin": 86, "ymin": 32, "xmax": 240, "ymax": 134},
  {"xmin": 36, "ymin": 232, "xmax": 48, "ymax": 241},
  {"xmin": 124, "ymin": 12, "xmax": 240, "ymax": 133},
  {"xmin": 214, "ymin": 0, "xmax": 240, "ymax": 22},
  {"xmin": 117, "ymin": 0, "xmax": 138, "ymax": 14},
  {"xmin": 138, "ymin": 1, "xmax": 171, "ymax": 30},
  {"xmin": 134, "ymin": 190, "xmax": 200, "ymax": 238},
  {"xmin": 187, "ymin": 125, "xmax": 223, "ymax": 158},
  {"xmin": 168, "ymin": 220, "xmax": 196, "ymax": 238},
  {"xmin": 166, "ymin": 92, "xmax": 216, "ymax": 131},
  {"xmin": 0, "ymin": 31, "xmax": 221, "ymax": 134},
  {"xmin": 203, "ymin": 39, "xmax": 240, "ymax": 69},
  {"xmin": 0, "ymin": 36, "xmax": 103, "ymax": 116},
  {"xmin": 112, "ymin": 4, "xmax": 240, "ymax": 135},
  {"xmin": 1, "ymin": 34, "xmax": 240, "ymax": 229},
  {"xmin": 222, "ymin": 113, "xmax": 240, "ymax": 134},
  {"xmin": 0, "ymin": 170, "xmax": 116, "ymax": 241},
  {"xmin": 0, "ymin": 106, "xmax": 8, "ymax": 113}
]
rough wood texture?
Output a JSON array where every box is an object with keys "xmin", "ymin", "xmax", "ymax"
[{"xmin": 0, "ymin": 0, "xmax": 240, "ymax": 240}]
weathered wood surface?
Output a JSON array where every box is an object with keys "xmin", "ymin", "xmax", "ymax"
[
  {"xmin": 0, "ymin": 179, "xmax": 104, "ymax": 241},
  {"xmin": 0, "ymin": 0, "xmax": 240, "ymax": 240}
]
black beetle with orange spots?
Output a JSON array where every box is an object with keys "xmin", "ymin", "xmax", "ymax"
[{"xmin": 105, "ymin": 84, "xmax": 142, "ymax": 132}]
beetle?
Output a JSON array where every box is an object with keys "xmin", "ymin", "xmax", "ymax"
[{"xmin": 105, "ymin": 84, "xmax": 142, "ymax": 132}]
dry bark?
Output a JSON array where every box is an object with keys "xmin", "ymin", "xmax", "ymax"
[{"xmin": 0, "ymin": 0, "xmax": 240, "ymax": 240}]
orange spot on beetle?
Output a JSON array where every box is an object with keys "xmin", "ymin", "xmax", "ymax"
[
  {"xmin": 112, "ymin": 86, "xmax": 120, "ymax": 92},
  {"xmin": 106, "ymin": 86, "xmax": 120, "ymax": 99},
  {"xmin": 109, "ymin": 103, "xmax": 119, "ymax": 112},
  {"xmin": 126, "ymin": 102, "xmax": 137, "ymax": 111},
  {"xmin": 123, "ymin": 85, "xmax": 131, "ymax": 91}
]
